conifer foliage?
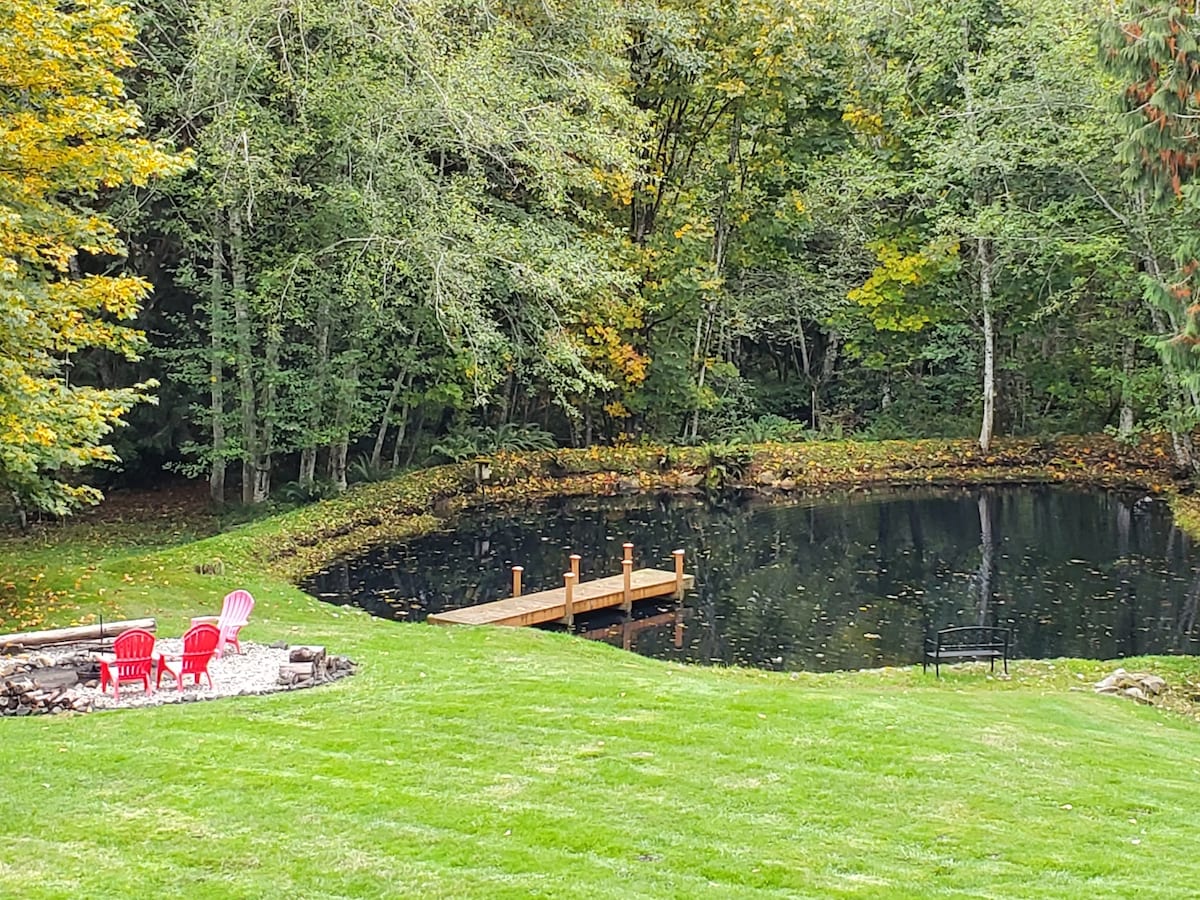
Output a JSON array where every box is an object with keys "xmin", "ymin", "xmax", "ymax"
[{"xmin": 0, "ymin": 0, "xmax": 187, "ymax": 513}]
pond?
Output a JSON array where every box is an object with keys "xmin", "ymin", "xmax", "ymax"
[{"xmin": 302, "ymin": 485, "xmax": 1200, "ymax": 672}]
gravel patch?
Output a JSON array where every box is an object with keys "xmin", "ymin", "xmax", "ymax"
[
  {"xmin": 3, "ymin": 641, "xmax": 350, "ymax": 712},
  {"xmin": 89, "ymin": 641, "xmax": 294, "ymax": 709}
]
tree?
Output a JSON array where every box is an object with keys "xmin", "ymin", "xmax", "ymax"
[
  {"xmin": 0, "ymin": 0, "xmax": 188, "ymax": 516},
  {"xmin": 1102, "ymin": 2, "xmax": 1200, "ymax": 470},
  {"xmin": 828, "ymin": 0, "xmax": 1147, "ymax": 448}
]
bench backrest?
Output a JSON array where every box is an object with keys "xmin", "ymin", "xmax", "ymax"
[{"xmin": 934, "ymin": 626, "xmax": 1010, "ymax": 651}]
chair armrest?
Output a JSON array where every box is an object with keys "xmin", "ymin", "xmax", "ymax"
[{"xmin": 190, "ymin": 615, "xmax": 220, "ymax": 626}]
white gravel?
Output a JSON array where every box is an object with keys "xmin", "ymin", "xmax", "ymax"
[
  {"xmin": 6, "ymin": 641, "xmax": 302, "ymax": 710},
  {"xmin": 91, "ymin": 640, "xmax": 295, "ymax": 709}
]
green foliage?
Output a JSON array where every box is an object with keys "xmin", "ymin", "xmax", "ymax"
[
  {"xmin": 0, "ymin": 0, "xmax": 187, "ymax": 513},
  {"xmin": 347, "ymin": 454, "xmax": 389, "ymax": 485},
  {"xmin": 274, "ymin": 479, "xmax": 341, "ymax": 506},
  {"xmin": 701, "ymin": 442, "xmax": 754, "ymax": 491},
  {"xmin": 848, "ymin": 238, "xmax": 961, "ymax": 332},
  {"xmin": 717, "ymin": 414, "xmax": 807, "ymax": 444},
  {"xmin": 431, "ymin": 423, "xmax": 558, "ymax": 463},
  {"xmin": 4, "ymin": 0, "xmax": 1185, "ymax": 502}
]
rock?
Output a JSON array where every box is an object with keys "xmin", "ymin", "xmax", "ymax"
[
  {"xmin": 1141, "ymin": 675, "xmax": 1167, "ymax": 696},
  {"xmin": 677, "ymin": 473, "xmax": 704, "ymax": 488},
  {"xmin": 616, "ymin": 475, "xmax": 641, "ymax": 493},
  {"xmin": 776, "ymin": 478, "xmax": 797, "ymax": 491},
  {"xmin": 1095, "ymin": 668, "xmax": 1167, "ymax": 702},
  {"xmin": 269, "ymin": 640, "xmax": 289, "ymax": 650},
  {"xmin": 756, "ymin": 470, "xmax": 781, "ymax": 487},
  {"xmin": 1094, "ymin": 668, "xmax": 1128, "ymax": 692}
]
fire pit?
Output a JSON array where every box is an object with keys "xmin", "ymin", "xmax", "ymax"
[{"xmin": 1, "ymin": 649, "xmax": 102, "ymax": 716}]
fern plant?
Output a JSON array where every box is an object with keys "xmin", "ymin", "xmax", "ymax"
[
  {"xmin": 431, "ymin": 423, "xmax": 556, "ymax": 462},
  {"xmin": 717, "ymin": 415, "xmax": 806, "ymax": 445}
]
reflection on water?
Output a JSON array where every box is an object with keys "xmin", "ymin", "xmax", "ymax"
[{"xmin": 301, "ymin": 486, "xmax": 1200, "ymax": 672}]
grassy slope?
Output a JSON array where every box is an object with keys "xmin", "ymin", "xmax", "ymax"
[{"xmin": 2, "ymin": 438, "xmax": 1200, "ymax": 898}]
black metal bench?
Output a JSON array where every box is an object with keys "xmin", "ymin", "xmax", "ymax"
[{"xmin": 923, "ymin": 626, "xmax": 1010, "ymax": 678}]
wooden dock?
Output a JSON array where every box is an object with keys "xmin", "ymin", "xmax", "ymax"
[{"xmin": 427, "ymin": 544, "xmax": 693, "ymax": 628}]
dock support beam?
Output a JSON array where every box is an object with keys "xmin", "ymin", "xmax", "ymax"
[
  {"xmin": 562, "ymin": 571, "xmax": 576, "ymax": 626},
  {"xmin": 621, "ymin": 558, "xmax": 633, "ymax": 615}
]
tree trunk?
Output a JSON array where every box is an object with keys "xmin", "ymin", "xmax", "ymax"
[
  {"xmin": 300, "ymin": 292, "xmax": 333, "ymax": 488},
  {"xmin": 978, "ymin": 237, "xmax": 996, "ymax": 452},
  {"xmin": 390, "ymin": 402, "xmax": 412, "ymax": 469},
  {"xmin": 229, "ymin": 206, "xmax": 257, "ymax": 505},
  {"xmin": 371, "ymin": 327, "xmax": 421, "ymax": 469},
  {"xmin": 298, "ymin": 448, "xmax": 317, "ymax": 487},
  {"xmin": 961, "ymin": 25, "xmax": 997, "ymax": 453},
  {"xmin": 371, "ymin": 370, "xmax": 405, "ymax": 470},
  {"xmin": 208, "ymin": 231, "xmax": 227, "ymax": 507},
  {"xmin": 329, "ymin": 439, "xmax": 349, "ymax": 491},
  {"xmin": 688, "ymin": 103, "xmax": 741, "ymax": 443},
  {"xmin": 328, "ymin": 355, "xmax": 358, "ymax": 492},
  {"xmin": 1118, "ymin": 331, "xmax": 1137, "ymax": 439},
  {"xmin": 253, "ymin": 323, "xmax": 280, "ymax": 503}
]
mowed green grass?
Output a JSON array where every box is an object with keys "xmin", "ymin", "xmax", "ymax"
[{"xmin": 2, "ymin": 498, "xmax": 1200, "ymax": 898}]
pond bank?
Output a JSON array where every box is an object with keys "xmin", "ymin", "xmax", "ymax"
[{"xmin": 249, "ymin": 434, "xmax": 1192, "ymax": 583}]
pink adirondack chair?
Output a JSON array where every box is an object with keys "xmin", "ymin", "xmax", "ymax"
[
  {"xmin": 190, "ymin": 589, "xmax": 254, "ymax": 655},
  {"xmin": 97, "ymin": 628, "xmax": 156, "ymax": 700},
  {"xmin": 155, "ymin": 623, "xmax": 220, "ymax": 691}
]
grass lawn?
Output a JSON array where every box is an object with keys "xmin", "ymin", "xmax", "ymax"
[{"xmin": 3, "ymin": 453, "xmax": 1200, "ymax": 898}]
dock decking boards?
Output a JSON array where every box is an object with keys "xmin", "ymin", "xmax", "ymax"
[{"xmin": 427, "ymin": 569, "xmax": 695, "ymax": 628}]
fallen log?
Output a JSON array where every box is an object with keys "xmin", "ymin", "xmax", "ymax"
[
  {"xmin": 278, "ymin": 662, "xmax": 315, "ymax": 683},
  {"xmin": 288, "ymin": 645, "xmax": 325, "ymax": 664},
  {"xmin": 0, "ymin": 618, "xmax": 156, "ymax": 652}
]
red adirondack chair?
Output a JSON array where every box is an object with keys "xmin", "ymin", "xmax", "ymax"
[
  {"xmin": 97, "ymin": 628, "xmax": 156, "ymax": 700},
  {"xmin": 155, "ymin": 623, "xmax": 221, "ymax": 691},
  {"xmin": 190, "ymin": 589, "xmax": 254, "ymax": 655}
]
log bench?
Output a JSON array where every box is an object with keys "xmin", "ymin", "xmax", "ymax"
[{"xmin": 923, "ymin": 626, "xmax": 1010, "ymax": 678}]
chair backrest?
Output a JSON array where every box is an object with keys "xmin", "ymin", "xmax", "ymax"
[
  {"xmin": 220, "ymin": 590, "xmax": 254, "ymax": 627},
  {"xmin": 935, "ymin": 626, "xmax": 1010, "ymax": 652},
  {"xmin": 112, "ymin": 628, "xmax": 156, "ymax": 676},
  {"xmin": 180, "ymin": 623, "xmax": 221, "ymax": 673}
]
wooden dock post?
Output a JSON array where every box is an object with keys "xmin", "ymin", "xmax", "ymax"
[
  {"xmin": 562, "ymin": 571, "xmax": 576, "ymax": 626},
  {"xmin": 672, "ymin": 549, "xmax": 685, "ymax": 600},
  {"xmin": 621, "ymin": 558, "xmax": 633, "ymax": 615},
  {"xmin": 623, "ymin": 542, "xmax": 634, "ymax": 564},
  {"xmin": 511, "ymin": 566, "xmax": 523, "ymax": 598},
  {"xmin": 569, "ymin": 553, "xmax": 581, "ymax": 583}
]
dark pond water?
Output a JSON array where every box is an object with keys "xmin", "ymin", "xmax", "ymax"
[{"xmin": 302, "ymin": 486, "xmax": 1200, "ymax": 672}]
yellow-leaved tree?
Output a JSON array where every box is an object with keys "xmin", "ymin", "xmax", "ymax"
[{"xmin": 0, "ymin": 0, "xmax": 188, "ymax": 516}]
